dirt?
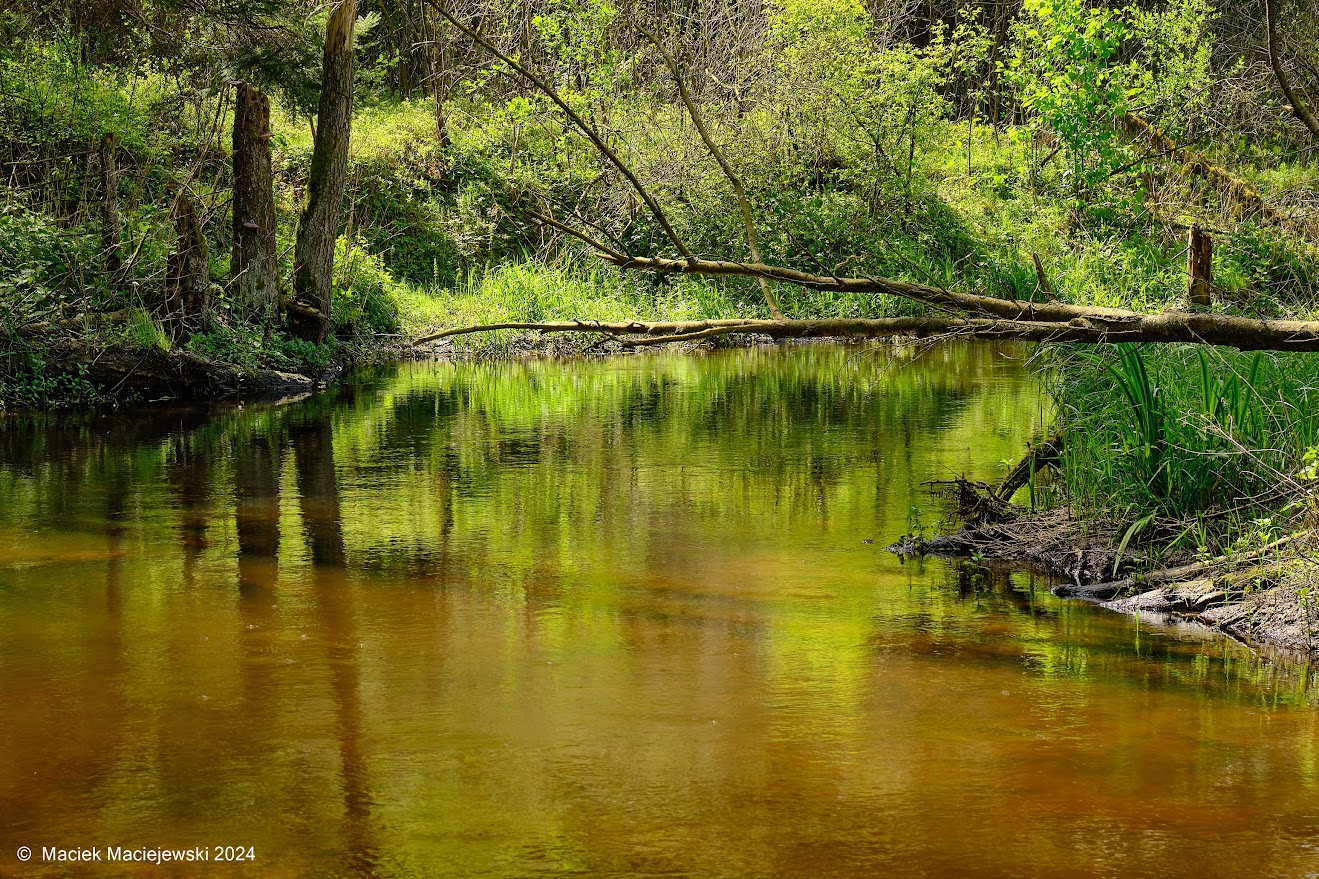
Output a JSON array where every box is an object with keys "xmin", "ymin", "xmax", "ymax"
[{"xmin": 891, "ymin": 504, "xmax": 1319, "ymax": 656}]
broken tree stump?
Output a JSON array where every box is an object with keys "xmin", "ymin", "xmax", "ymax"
[{"xmin": 1187, "ymin": 224, "xmax": 1213, "ymax": 307}]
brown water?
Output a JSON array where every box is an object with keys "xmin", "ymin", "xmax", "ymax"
[{"xmin": 2, "ymin": 342, "xmax": 1319, "ymax": 878}]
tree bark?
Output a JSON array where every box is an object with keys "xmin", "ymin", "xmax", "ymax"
[
  {"xmin": 291, "ymin": 0, "xmax": 358, "ymax": 342},
  {"xmin": 99, "ymin": 133, "xmax": 121, "ymax": 281},
  {"xmin": 1187, "ymin": 225, "xmax": 1213, "ymax": 307},
  {"xmin": 231, "ymin": 81, "xmax": 279, "ymax": 321},
  {"xmin": 165, "ymin": 185, "xmax": 210, "ymax": 342},
  {"xmin": 412, "ymin": 309, "xmax": 1319, "ymax": 353},
  {"xmin": 1266, "ymin": 0, "xmax": 1319, "ymax": 139}
]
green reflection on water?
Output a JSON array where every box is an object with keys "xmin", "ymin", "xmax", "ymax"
[{"xmin": 1, "ymin": 342, "xmax": 1318, "ymax": 879}]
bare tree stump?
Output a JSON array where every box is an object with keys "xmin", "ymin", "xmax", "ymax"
[
  {"xmin": 1187, "ymin": 224, "xmax": 1213, "ymax": 308},
  {"xmin": 232, "ymin": 81, "xmax": 279, "ymax": 321}
]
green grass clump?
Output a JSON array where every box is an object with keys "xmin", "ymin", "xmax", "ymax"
[{"xmin": 1049, "ymin": 342, "xmax": 1319, "ymax": 549}]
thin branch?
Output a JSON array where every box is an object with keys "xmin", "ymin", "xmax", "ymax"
[
  {"xmin": 423, "ymin": 0, "xmax": 696, "ymax": 262},
  {"xmin": 1266, "ymin": 0, "xmax": 1319, "ymax": 139},
  {"xmin": 637, "ymin": 25, "xmax": 784, "ymax": 318}
]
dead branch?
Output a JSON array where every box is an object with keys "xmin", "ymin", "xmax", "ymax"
[
  {"xmin": 1123, "ymin": 112, "xmax": 1306, "ymax": 233},
  {"xmin": 424, "ymin": 0, "xmax": 696, "ymax": 262},
  {"xmin": 1266, "ymin": 0, "xmax": 1319, "ymax": 139}
]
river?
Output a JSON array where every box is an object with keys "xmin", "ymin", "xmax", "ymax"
[{"xmin": 2, "ymin": 342, "xmax": 1317, "ymax": 877}]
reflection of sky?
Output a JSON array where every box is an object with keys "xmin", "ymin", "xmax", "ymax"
[{"xmin": 1, "ymin": 343, "xmax": 1318, "ymax": 879}]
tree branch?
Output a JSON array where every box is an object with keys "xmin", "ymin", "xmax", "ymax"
[
  {"xmin": 1266, "ymin": 0, "xmax": 1319, "ymax": 139},
  {"xmin": 637, "ymin": 26, "xmax": 784, "ymax": 318},
  {"xmin": 424, "ymin": 0, "xmax": 696, "ymax": 262}
]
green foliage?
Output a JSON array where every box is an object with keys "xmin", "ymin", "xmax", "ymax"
[
  {"xmin": 531, "ymin": 0, "xmax": 627, "ymax": 98},
  {"xmin": 0, "ymin": 353, "xmax": 101, "ymax": 409},
  {"xmin": 184, "ymin": 321, "xmax": 270, "ymax": 372},
  {"xmin": 1082, "ymin": 343, "xmax": 1167, "ymax": 498},
  {"xmin": 0, "ymin": 40, "xmax": 150, "ymax": 152},
  {"xmin": 1006, "ymin": 0, "xmax": 1134, "ymax": 203},
  {"xmin": 125, "ymin": 306, "xmax": 171, "ymax": 352},
  {"xmin": 332, "ymin": 238, "xmax": 401, "ymax": 337},
  {"xmin": 1129, "ymin": 0, "xmax": 1216, "ymax": 137},
  {"xmin": 1053, "ymin": 344, "xmax": 1319, "ymax": 533},
  {"xmin": 184, "ymin": 321, "xmax": 334, "ymax": 374},
  {"xmin": 0, "ymin": 206, "xmax": 100, "ymax": 330}
]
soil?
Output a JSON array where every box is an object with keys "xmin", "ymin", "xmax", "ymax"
[{"xmin": 890, "ymin": 504, "xmax": 1319, "ymax": 656}]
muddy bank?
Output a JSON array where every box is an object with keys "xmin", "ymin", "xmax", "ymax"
[
  {"xmin": 4, "ymin": 333, "xmax": 438, "ymax": 407},
  {"xmin": 50, "ymin": 342, "xmax": 316, "ymax": 401},
  {"xmin": 891, "ymin": 508, "xmax": 1319, "ymax": 655}
]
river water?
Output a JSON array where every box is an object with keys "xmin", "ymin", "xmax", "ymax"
[{"xmin": 2, "ymin": 342, "xmax": 1318, "ymax": 878}]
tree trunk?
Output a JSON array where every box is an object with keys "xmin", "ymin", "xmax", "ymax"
[
  {"xmin": 231, "ymin": 82, "xmax": 279, "ymax": 321},
  {"xmin": 99, "ymin": 133, "xmax": 122, "ymax": 282},
  {"xmin": 1187, "ymin": 225, "xmax": 1213, "ymax": 308},
  {"xmin": 291, "ymin": 0, "xmax": 357, "ymax": 343},
  {"xmin": 165, "ymin": 185, "xmax": 210, "ymax": 342},
  {"xmin": 423, "ymin": 12, "xmax": 450, "ymax": 149}
]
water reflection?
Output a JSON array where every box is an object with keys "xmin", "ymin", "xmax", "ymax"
[{"xmin": 0, "ymin": 342, "xmax": 1318, "ymax": 878}]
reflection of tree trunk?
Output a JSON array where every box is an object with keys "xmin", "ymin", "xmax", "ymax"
[
  {"xmin": 292, "ymin": 414, "xmax": 378, "ymax": 871},
  {"xmin": 291, "ymin": 416, "xmax": 346, "ymax": 567},
  {"xmin": 234, "ymin": 429, "xmax": 283, "ymax": 595},
  {"xmin": 167, "ymin": 434, "xmax": 212, "ymax": 588},
  {"xmin": 104, "ymin": 472, "xmax": 129, "ymax": 623}
]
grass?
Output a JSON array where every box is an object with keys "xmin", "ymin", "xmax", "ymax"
[
  {"xmin": 1047, "ymin": 342, "xmax": 1319, "ymax": 554},
  {"xmin": 394, "ymin": 259, "xmax": 747, "ymax": 351}
]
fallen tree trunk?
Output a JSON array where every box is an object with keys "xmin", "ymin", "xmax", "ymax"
[
  {"xmin": 413, "ymin": 309, "xmax": 1319, "ymax": 353},
  {"xmin": 425, "ymin": 4, "xmax": 1319, "ymax": 356}
]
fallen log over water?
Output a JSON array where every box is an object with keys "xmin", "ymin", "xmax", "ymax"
[{"xmin": 414, "ymin": 309, "xmax": 1319, "ymax": 353}]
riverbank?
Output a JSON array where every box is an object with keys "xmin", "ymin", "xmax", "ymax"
[
  {"xmin": 0, "ymin": 332, "xmax": 434, "ymax": 408},
  {"xmin": 891, "ymin": 503, "xmax": 1319, "ymax": 656}
]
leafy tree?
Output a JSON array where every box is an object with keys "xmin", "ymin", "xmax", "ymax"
[{"xmin": 1005, "ymin": 0, "xmax": 1133, "ymax": 205}]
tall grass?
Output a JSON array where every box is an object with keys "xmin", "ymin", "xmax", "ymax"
[
  {"xmin": 392, "ymin": 260, "xmax": 748, "ymax": 349},
  {"xmin": 1050, "ymin": 343, "xmax": 1319, "ymax": 540}
]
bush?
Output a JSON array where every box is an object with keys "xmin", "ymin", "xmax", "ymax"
[{"xmin": 332, "ymin": 238, "xmax": 401, "ymax": 336}]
